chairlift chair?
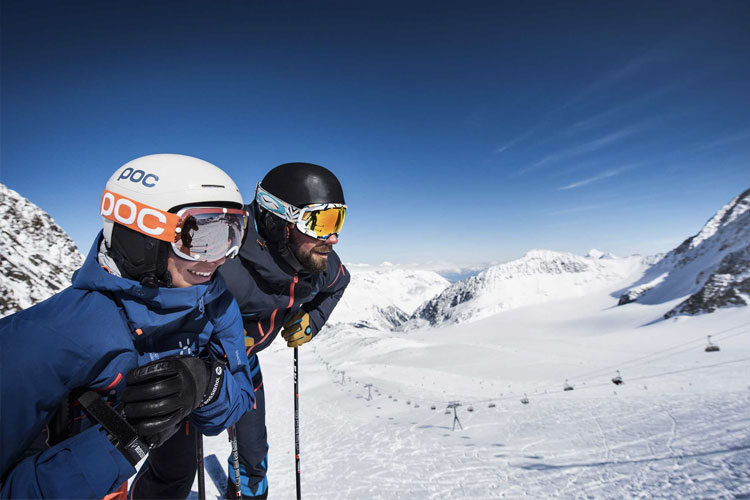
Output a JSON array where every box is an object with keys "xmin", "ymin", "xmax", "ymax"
[
  {"xmin": 611, "ymin": 370, "xmax": 624, "ymax": 385},
  {"xmin": 520, "ymin": 394, "xmax": 530, "ymax": 405},
  {"xmin": 467, "ymin": 406, "xmax": 474, "ymax": 412},
  {"xmin": 563, "ymin": 379, "xmax": 574, "ymax": 391},
  {"xmin": 705, "ymin": 335, "xmax": 720, "ymax": 352},
  {"xmin": 488, "ymin": 402, "xmax": 496, "ymax": 408}
]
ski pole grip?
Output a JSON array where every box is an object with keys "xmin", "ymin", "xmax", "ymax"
[{"xmin": 78, "ymin": 390, "xmax": 148, "ymax": 467}]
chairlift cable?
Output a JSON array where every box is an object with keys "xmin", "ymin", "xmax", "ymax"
[
  {"xmin": 317, "ymin": 323, "xmax": 750, "ymax": 410},
  {"xmin": 560, "ymin": 325, "xmax": 750, "ymax": 382}
]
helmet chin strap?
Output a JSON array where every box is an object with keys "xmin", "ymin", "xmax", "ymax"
[
  {"xmin": 257, "ymin": 207, "xmax": 306, "ymax": 274},
  {"xmin": 109, "ymin": 224, "xmax": 174, "ymax": 287},
  {"xmin": 277, "ymin": 224, "xmax": 306, "ymax": 274}
]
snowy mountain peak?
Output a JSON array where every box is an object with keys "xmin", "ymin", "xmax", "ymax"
[
  {"xmin": 678, "ymin": 187, "xmax": 750, "ymax": 252},
  {"xmin": 327, "ymin": 267, "xmax": 450, "ymax": 330},
  {"xmin": 0, "ymin": 183, "xmax": 84, "ymax": 317},
  {"xmin": 587, "ymin": 248, "xmax": 616, "ymax": 259},
  {"xmin": 409, "ymin": 250, "xmax": 644, "ymax": 328},
  {"xmin": 618, "ymin": 187, "xmax": 750, "ymax": 318}
]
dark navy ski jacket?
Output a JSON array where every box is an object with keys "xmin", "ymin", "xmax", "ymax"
[
  {"xmin": 0, "ymin": 234, "xmax": 254, "ymax": 499},
  {"xmin": 218, "ymin": 202, "xmax": 350, "ymax": 356}
]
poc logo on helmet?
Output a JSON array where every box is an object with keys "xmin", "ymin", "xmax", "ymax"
[
  {"xmin": 100, "ymin": 190, "xmax": 178, "ymax": 242},
  {"xmin": 117, "ymin": 168, "xmax": 159, "ymax": 188}
]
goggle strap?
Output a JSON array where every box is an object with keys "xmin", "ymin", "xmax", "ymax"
[{"xmin": 100, "ymin": 190, "xmax": 179, "ymax": 243}]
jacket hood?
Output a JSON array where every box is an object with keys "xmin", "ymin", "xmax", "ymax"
[{"xmin": 73, "ymin": 234, "xmax": 229, "ymax": 340}]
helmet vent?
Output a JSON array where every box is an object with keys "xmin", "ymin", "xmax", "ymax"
[{"xmin": 201, "ymin": 184, "xmax": 225, "ymax": 188}]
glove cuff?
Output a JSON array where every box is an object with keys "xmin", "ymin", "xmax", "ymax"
[
  {"xmin": 199, "ymin": 358, "xmax": 226, "ymax": 407},
  {"xmin": 78, "ymin": 391, "xmax": 149, "ymax": 466}
]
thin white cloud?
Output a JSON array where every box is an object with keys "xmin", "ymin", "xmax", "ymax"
[
  {"xmin": 558, "ymin": 165, "xmax": 635, "ymax": 190},
  {"xmin": 548, "ymin": 204, "xmax": 605, "ymax": 216},
  {"xmin": 495, "ymin": 127, "xmax": 540, "ymax": 154},
  {"xmin": 495, "ymin": 47, "xmax": 671, "ymax": 156},
  {"xmin": 691, "ymin": 129, "xmax": 750, "ymax": 153},
  {"xmin": 565, "ymin": 78, "xmax": 698, "ymax": 136},
  {"xmin": 520, "ymin": 128, "xmax": 637, "ymax": 174}
]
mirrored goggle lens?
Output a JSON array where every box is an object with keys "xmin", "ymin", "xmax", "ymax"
[
  {"xmin": 172, "ymin": 208, "xmax": 247, "ymax": 262},
  {"xmin": 298, "ymin": 206, "xmax": 346, "ymax": 239}
]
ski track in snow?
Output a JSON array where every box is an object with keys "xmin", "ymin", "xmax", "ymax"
[
  {"xmin": 187, "ymin": 347, "xmax": 750, "ymax": 499},
  {"xmin": 179, "ymin": 298, "xmax": 750, "ymax": 499}
]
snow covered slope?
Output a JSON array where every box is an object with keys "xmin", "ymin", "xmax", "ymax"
[
  {"xmin": 618, "ymin": 187, "xmax": 750, "ymax": 318},
  {"xmin": 327, "ymin": 265, "xmax": 450, "ymax": 330},
  {"xmin": 0, "ymin": 183, "xmax": 84, "ymax": 317},
  {"xmin": 196, "ymin": 273, "xmax": 750, "ymax": 499},
  {"xmin": 409, "ymin": 249, "xmax": 646, "ymax": 327}
]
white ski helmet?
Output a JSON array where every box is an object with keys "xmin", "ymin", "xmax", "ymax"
[{"xmin": 101, "ymin": 154, "xmax": 245, "ymax": 286}]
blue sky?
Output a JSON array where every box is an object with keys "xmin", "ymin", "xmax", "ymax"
[{"xmin": 2, "ymin": 1, "xmax": 749, "ymax": 269}]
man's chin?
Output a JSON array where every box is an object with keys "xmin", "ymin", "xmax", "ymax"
[{"xmin": 305, "ymin": 252, "xmax": 328, "ymax": 273}]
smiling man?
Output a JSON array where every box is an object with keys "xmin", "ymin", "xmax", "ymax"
[{"xmin": 217, "ymin": 162, "xmax": 350, "ymax": 498}]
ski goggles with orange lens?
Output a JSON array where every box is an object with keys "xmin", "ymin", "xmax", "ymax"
[
  {"xmin": 255, "ymin": 184, "xmax": 346, "ymax": 240},
  {"xmin": 101, "ymin": 190, "xmax": 248, "ymax": 262}
]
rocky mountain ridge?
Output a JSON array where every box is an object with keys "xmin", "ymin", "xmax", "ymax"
[
  {"xmin": 618, "ymin": 188, "xmax": 750, "ymax": 318},
  {"xmin": 0, "ymin": 183, "xmax": 84, "ymax": 317}
]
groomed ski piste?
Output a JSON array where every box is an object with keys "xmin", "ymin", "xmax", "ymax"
[{"xmin": 186, "ymin": 278, "xmax": 750, "ymax": 499}]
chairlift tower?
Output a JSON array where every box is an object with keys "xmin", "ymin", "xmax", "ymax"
[
  {"xmin": 447, "ymin": 401, "xmax": 463, "ymax": 431},
  {"xmin": 364, "ymin": 383, "xmax": 373, "ymax": 401}
]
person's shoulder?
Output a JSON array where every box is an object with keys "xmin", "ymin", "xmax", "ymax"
[
  {"xmin": 3, "ymin": 287, "xmax": 131, "ymax": 355},
  {"xmin": 4, "ymin": 286, "xmax": 88, "ymax": 324}
]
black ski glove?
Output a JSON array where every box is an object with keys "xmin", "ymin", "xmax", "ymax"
[{"xmin": 122, "ymin": 355, "xmax": 225, "ymax": 448}]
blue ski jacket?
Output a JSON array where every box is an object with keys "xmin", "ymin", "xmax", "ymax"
[
  {"xmin": 0, "ymin": 235, "xmax": 254, "ymax": 499},
  {"xmin": 218, "ymin": 202, "xmax": 350, "ymax": 356}
]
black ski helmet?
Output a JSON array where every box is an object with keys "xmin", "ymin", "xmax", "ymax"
[
  {"xmin": 260, "ymin": 162, "xmax": 345, "ymax": 207},
  {"xmin": 255, "ymin": 162, "xmax": 345, "ymax": 272}
]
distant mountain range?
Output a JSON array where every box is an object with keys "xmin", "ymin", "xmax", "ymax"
[
  {"xmin": 331, "ymin": 188, "xmax": 749, "ymax": 330},
  {"xmin": 406, "ymin": 249, "xmax": 647, "ymax": 328},
  {"xmin": 2, "ymin": 182, "xmax": 748, "ymax": 327},
  {"xmin": 328, "ymin": 267, "xmax": 450, "ymax": 330}
]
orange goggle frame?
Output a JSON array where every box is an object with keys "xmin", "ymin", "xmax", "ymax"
[{"xmin": 101, "ymin": 190, "xmax": 248, "ymax": 261}]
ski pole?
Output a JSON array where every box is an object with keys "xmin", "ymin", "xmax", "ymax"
[
  {"xmin": 294, "ymin": 346, "xmax": 301, "ymax": 500},
  {"xmin": 228, "ymin": 424, "xmax": 242, "ymax": 498},
  {"xmin": 195, "ymin": 427, "xmax": 206, "ymax": 500}
]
